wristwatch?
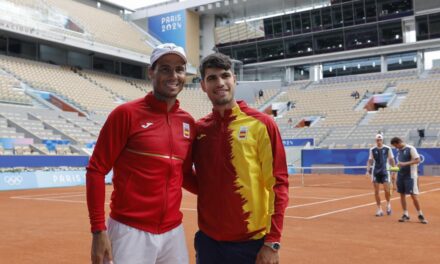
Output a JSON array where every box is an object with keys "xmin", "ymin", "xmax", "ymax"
[
  {"xmin": 264, "ymin": 242, "xmax": 281, "ymax": 251},
  {"xmin": 92, "ymin": 230, "xmax": 104, "ymax": 235}
]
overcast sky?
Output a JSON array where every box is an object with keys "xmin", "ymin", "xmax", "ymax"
[{"xmin": 106, "ymin": 0, "xmax": 178, "ymax": 10}]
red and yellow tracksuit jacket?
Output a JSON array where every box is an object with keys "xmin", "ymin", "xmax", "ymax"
[
  {"xmin": 185, "ymin": 101, "xmax": 289, "ymax": 243},
  {"xmin": 86, "ymin": 92, "xmax": 195, "ymax": 234}
]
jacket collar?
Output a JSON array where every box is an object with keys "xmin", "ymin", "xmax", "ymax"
[
  {"xmin": 212, "ymin": 100, "xmax": 247, "ymax": 119},
  {"xmin": 144, "ymin": 91, "xmax": 180, "ymax": 113}
]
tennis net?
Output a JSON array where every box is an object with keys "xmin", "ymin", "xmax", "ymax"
[{"xmin": 289, "ymin": 165, "xmax": 375, "ymax": 190}]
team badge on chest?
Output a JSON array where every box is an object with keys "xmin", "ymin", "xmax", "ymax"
[
  {"xmin": 183, "ymin": 122, "xmax": 190, "ymax": 138},
  {"xmin": 238, "ymin": 126, "xmax": 248, "ymax": 140}
]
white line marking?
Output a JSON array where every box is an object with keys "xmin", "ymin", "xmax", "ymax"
[
  {"xmin": 31, "ymin": 194, "xmax": 87, "ymax": 199},
  {"xmin": 290, "ymin": 195, "xmax": 333, "ymax": 200},
  {"xmin": 11, "ymin": 197, "xmax": 198, "ymax": 211},
  {"xmin": 286, "ymin": 181, "xmax": 440, "ymax": 209},
  {"xmin": 307, "ymin": 181, "xmax": 353, "ymax": 187},
  {"xmin": 181, "ymin": 208, "xmax": 197, "ymax": 211},
  {"xmin": 10, "ymin": 190, "xmax": 112, "ymax": 199},
  {"xmin": 11, "ymin": 197, "xmax": 99, "ymax": 204},
  {"xmin": 284, "ymin": 215, "xmax": 307, "ymax": 219},
  {"xmin": 10, "ymin": 191, "xmax": 85, "ymax": 198},
  {"xmin": 305, "ymin": 187, "xmax": 440, "ymax": 219},
  {"xmin": 286, "ymin": 192, "xmax": 372, "ymax": 209},
  {"xmin": 9, "ymin": 181, "xmax": 440, "ymax": 221}
]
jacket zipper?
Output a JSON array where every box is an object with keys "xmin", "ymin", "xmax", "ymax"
[
  {"xmin": 159, "ymin": 112, "xmax": 173, "ymax": 231},
  {"xmin": 219, "ymin": 118, "xmax": 225, "ymax": 185}
]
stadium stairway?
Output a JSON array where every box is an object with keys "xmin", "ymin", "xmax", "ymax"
[
  {"xmin": 358, "ymin": 112, "xmax": 377, "ymax": 126},
  {"xmin": 72, "ymin": 69, "xmax": 128, "ymax": 102},
  {"xmin": 259, "ymin": 89, "xmax": 285, "ymax": 112}
]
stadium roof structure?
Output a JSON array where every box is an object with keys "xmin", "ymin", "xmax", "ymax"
[
  {"xmin": 132, "ymin": 0, "xmax": 328, "ymax": 21},
  {"xmin": 99, "ymin": 0, "xmax": 136, "ymax": 12}
]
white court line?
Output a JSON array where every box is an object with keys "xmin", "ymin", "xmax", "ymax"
[
  {"xmin": 10, "ymin": 190, "xmax": 112, "ymax": 199},
  {"xmin": 286, "ymin": 192, "xmax": 373, "ymax": 209},
  {"xmin": 10, "ymin": 182, "xmax": 440, "ymax": 218},
  {"xmin": 11, "ymin": 193, "xmax": 322, "ymax": 211},
  {"xmin": 286, "ymin": 181, "xmax": 440, "ymax": 210},
  {"xmin": 284, "ymin": 215, "xmax": 308, "ymax": 219},
  {"xmin": 307, "ymin": 181, "xmax": 353, "ymax": 187},
  {"xmin": 181, "ymin": 208, "xmax": 197, "ymax": 211},
  {"xmin": 11, "ymin": 196, "xmax": 198, "ymax": 211},
  {"xmin": 304, "ymin": 187, "xmax": 440, "ymax": 220},
  {"xmin": 13, "ymin": 192, "xmax": 328, "ymax": 201},
  {"xmin": 290, "ymin": 195, "xmax": 333, "ymax": 200},
  {"xmin": 10, "ymin": 191, "xmax": 85, "ymax": 198},
  {"xmin": 11, "ymin": 197, "xmax": 97, "ymax": 204},
  {"xmin": 29, "ymin": 194, "xmax": 87, "ymax": 199}
]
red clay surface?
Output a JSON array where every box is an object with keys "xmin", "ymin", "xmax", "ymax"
[{"xmin": 1, "ymin": 175, "xmax": 439, "ymax": 263}]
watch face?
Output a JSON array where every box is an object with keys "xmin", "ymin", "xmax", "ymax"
[{"xmin": 273, "ymin": 243, "xmax": 280, "ymax": 250}]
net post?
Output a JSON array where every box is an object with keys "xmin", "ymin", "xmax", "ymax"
[{"xmin": 301, "ymin": 167, "xmax": 305, "ymax": 187}]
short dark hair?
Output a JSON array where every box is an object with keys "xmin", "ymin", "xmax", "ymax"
[
  {"xmin": 390, "ymin": 137, "xmax": 403, "ymax": 145},
  {"xmin": 199, "ymin": 53, "xmax": 232, "ymax": 79}
]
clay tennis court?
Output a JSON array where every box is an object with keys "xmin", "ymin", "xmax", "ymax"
[{"xmin": 1, "ymin": 174, "xmax": 439, "ymax": 263}]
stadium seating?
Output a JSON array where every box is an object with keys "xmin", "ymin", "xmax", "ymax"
[
  {"xmin": 215, "ymin": 22, "xmax": 264, "ymax": 45},
  {"xmin": 1, "ymin": 50, "xmax": 439, "ymax": 153},
  {"xmin": 178, "ymin": 87, "xmax": 212, "ymax": 120},
  {"xmin": 63, "ymin": 113, "xmax": 102, "ymax": 138},
  {"xmin": 249, "ymin": 88, "xmax": 279, "ymax": 109},
  {"xmin": 0, "ymin": 110, "xmax": 63, "ymax": 141},
  {"xmin": 370, "ymin": 79, "xmax": 440, "ymax": 125},
  {"xmin": 0, "ymin": 104, "xmax": 104, "ymax": 155},
  {"xmin": 0, "ymin": 116, "xmax": 25, "ymax": 139},
  {"xmin": 277, "ymin": 69, "xmax": 440, "ymax": 148},
  {"xmin": 4, "ymin": 0, "xmax": 153, "ymax": 55},
  {"xmin": 30, "ymin": 111, "xmax": 96, "ymax": 144},
  {"xmin": 129, "ymin": 78, "xmax": 153, "ymax": 93},
  {"xmin": 79, "ymin": 70, "xmax": 149, "ymax": 101},
  {"xmin": 276, "ymin": 84, "xmax": 383, "ymax": 128},
  {"xmin": 0, "ymin": 55, "xmax": 119, "ymax": 114},
  {"xmin": 45, "ymin": 0, "xmax": 153, "ymax": 54},
  {"xmin": 0, "ymin": 75, "xmax": 32, "ymax": 105}
]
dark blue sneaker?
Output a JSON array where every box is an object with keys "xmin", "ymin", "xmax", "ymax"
[{"xmin": 398, "ymin": 214, "xmax": 410, "ymax": 222}]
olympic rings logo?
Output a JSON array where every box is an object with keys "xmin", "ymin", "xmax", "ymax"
[{"xmin": 3, "ymin": 175, "xmax": 23, "ymax": 186}]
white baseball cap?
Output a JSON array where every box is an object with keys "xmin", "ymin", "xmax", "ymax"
[
  {"xmin": 375, "ymin": 134, "xmax": 384, "ymax": 140},
  {"xmin": 150, "ymin": 43, "xmax": 187, "ymax": 67}
]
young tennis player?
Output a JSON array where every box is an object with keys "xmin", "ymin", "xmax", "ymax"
[{"xmin": 184, "ymin": 53, "xmax": 289, "ymax": 264}]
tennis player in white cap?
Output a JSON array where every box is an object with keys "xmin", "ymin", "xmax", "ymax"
[
  {"xmin": 366, "ymin": 133, "xmax": 396, "ymax": 217},
  {"xmin": 87, "ymin": 43, "xmax": 194, "ymax": 264}
]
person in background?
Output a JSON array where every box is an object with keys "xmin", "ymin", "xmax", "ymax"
[
  {"xmin": 390, "ymin": 137, "xmax": 428, "ymax": 224},
  {"xmin": 366, "ymin": 134, "xmax": 396, "ymax": 216}
]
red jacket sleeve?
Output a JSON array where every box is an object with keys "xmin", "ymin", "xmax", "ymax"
[
  {"xmin": 182, "ymin": 159, "xmax": 198, "ymax": 194},
  {"xmin": 86, "ymin": 106, "xmax": 130, "ymax": 232},
  {"xmin": 260, "ymin": 118, "xmax": 289, "ymax": 243},
  {"xmin": 182, "ymin": 125, "xmax": 198, "ymax": 194}
]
